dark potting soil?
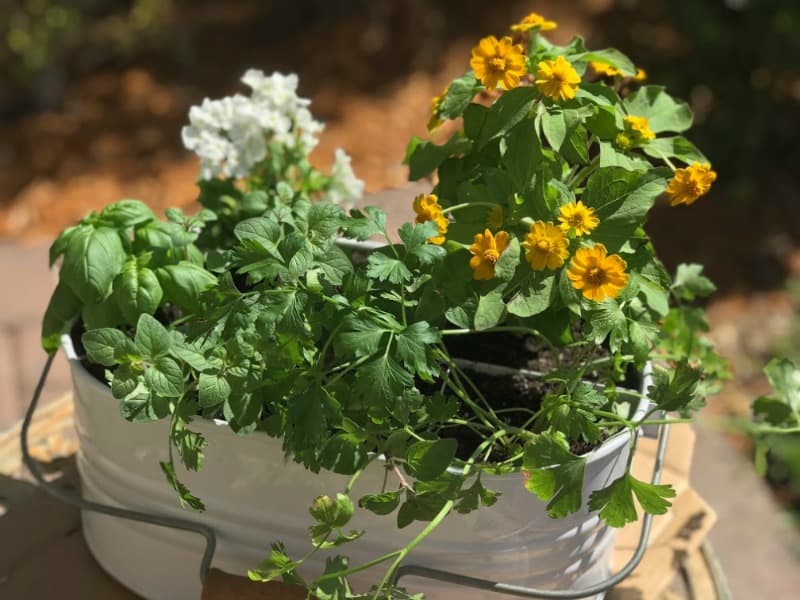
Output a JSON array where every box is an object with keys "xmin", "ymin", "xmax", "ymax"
[{"xmin": 440, "ymin": 332, "xmax": 619, "ymax": 461}]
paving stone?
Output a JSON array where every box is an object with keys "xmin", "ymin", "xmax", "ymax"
[{"xmin": 0, "ymin": 333, "xmax": 21, "ymax": 430}]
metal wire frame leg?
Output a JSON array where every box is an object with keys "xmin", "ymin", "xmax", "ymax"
[
  {"xmin": 393, "ymin": 423, "xmax": 672, "ymax": 599},
  {"xmin": 20, "ymin": 354, "xmax": 218, "ymax": 583}
]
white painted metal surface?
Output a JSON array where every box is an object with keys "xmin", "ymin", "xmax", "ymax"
[{"xmin": 64, "ymin": 335, "xmax": 650, "ymax": 600}]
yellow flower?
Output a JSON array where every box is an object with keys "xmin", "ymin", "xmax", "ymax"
[
  {"xmin": 469, "ymin": 229, "xmax": 510, "ymax": 280},
  {"xmin": 558, "ymin": 201, "xmax": 600, "ymax": 236},
  {"xmin": 567, "ymin": 244, "xmax": 628, "ymax": 302},
  {"xmin": 413, "ymin": 193, "xmax": 448, "ymax": 244},
  {"xmin": 614, "ymin": 133, "xmax": 632, "ymax": 150},
  {"xmin": 535, "ymin": 56, "xmax": 581, "ymax": 102},
  {"xmin": 511, "ymin": 12, "xmax": 557, "ymax": 33},
  {"xmin": 487, "ymin": 205, "xmax": 504, "ymax": 230},
  {"xmin": 427, "ymin": 86, "xmax": 448, "ymax": 131},
  {"xmin": 589, "ymin": 61, "xmax": 621, "ymax": 78},
  {"xmin": 522, "ymin": 221, "xmax": 569, "ymax": 271},
  {"xmin": 665, "ymin": 162, "xmax": 717, "ymax": 207},
  {"xmin": 624, "ymin": 115, "xmax": 655, "ymax": 142},
  {"xmin": 634, "ymin": 67, "xmax": 647, "ymax": 83},
  {"xmin": 470, "ymin": 35, "xmax": 527, "ymax": 90}
]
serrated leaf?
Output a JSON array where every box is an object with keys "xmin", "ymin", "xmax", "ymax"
[
  {"xmin": 366, "ymin": 252, "xmax": 413, "ymax": 284},
  {"xmin": 82, "ymin": 328, "xmax": 133, "ymax": 366},
  {"xmin": 671, "ymin": 263, "xmax": 716, "ymax": 301},
  {"xmin": 522, "ymin": 431, "xmax": 586, "ymax": 518},
  {"xmin": 359, "ymin": 491, "xmax": 402, "ymax": 516},
  {"xmin": 589, "ymin": 473, "xmax": 675, "ymax": 528},
  {"xmin": 343, "ymin": 206, "xmax": 387, "ymax": 240},
  {"xmin": 648, "ymin": 359, "xmax": 704, "ymax": 415},
  {"xmin": 160, "ymin": 460, "xmax": 205, "ymax": 511},
  {"xmin": 198, "ymin": 373, "xmax": 231, "ymax": 408},
  {"xmin": 144, "ymin": 356, "xmax": 183, "ymax": 397},
  {"xmin": 624, "ymin": 86, "xmax": 692, "ymax": 133},
  {"xmin": 134, "ymin": 313, "xmax": 172, "ymax": 358},
  {"xmin": 406, "ymin": 438, "xmax": 457, "ymax": 481}
]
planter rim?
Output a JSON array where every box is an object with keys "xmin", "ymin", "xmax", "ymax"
[{"xmin": 61, "ymin": 333, "xmax": 650, "ymax": 470}]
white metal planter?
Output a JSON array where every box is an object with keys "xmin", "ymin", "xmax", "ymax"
[{"xmin": 64, "ymin": 335, "xmax": 650, "ymax": 600}]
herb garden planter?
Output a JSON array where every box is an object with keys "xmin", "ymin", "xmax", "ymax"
[{"xmin": 65, "ymin": 333, "xmax": 651, "ymax": 600}]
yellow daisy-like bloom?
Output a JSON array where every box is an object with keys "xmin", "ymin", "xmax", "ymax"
[
  {"xmin": 427, "ymin": 86, "xmax": 448, "ymax": 131},
  {"xmin": 614, "ymin": 133, "xmax": 632, "ymax": 150},
  {"xmin": 469, "ymin": 229, "xmax": 510, "ymax": 280},
  {"xmin": 487, "ymin": 205, "xmax": 504, "ymax": 230},
  {"xmin": 522, "ymin": 221, "xmax": 569, "ymax": 271},
  {"xmin": 470, "ymin": 35, "xmax": 527, "ymax": 91},
  {"xmin": 567, "ymin": 244, "xmax": 628, "ymax": 302},
  {"xmin": 634, "ymin": 67, "xmax": 647, "ymax": 83},
  {"xmin": 511, "ymin": 12, "xmax": 557, "ymax": 33},
  {"xmin": 624, "ymin": 115, "xmax": 655, "ymax": 142},
  {"xmin": 589, "ymin": 61, "xmax": 621, "ymax": 78},
  {"xmin": 535, "ymin": 56, "xmax": 581, "ymax": 102},
  {"xmin": 413, "ymin": 193, "xmax": 448, "ymax": 244},
  {"xmin": 558, "ymin": 201, "xmax": 600, "ymax": 236},
  {"xmin": 665, "ymin": 162, "xmax": 717, "ymax": 207}
]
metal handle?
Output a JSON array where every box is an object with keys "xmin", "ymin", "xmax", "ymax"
[
  {"xmin": 20, "ymin": 353, "xmax": 217, "ymax": 583},
  {"xmin": 393, "ymin": 422, "xmax": 671, "ymax": 598}
]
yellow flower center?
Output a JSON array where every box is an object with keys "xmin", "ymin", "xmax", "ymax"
[
  {"xmin": 535, "ymin": 239, "xmax": 551, "ymax": 252},
  {"xmin": 586, "ymin": 266, "xmax": 607, "ymax": 285},
  {"xmin": 483, "ymin": 248, "xmax": 500, "ymax": 264},
  {"xmin": 489, "ymin": 57, "xmax": 507, "ymax": 72}
]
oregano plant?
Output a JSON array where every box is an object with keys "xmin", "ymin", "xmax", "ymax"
[{"xmin": 42, "ymin": 15, "xmax": 728, "ymax": 600}]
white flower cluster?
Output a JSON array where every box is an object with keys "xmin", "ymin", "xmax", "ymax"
[
  {"xmin": 182, "ymin": 69, "xmax": 324, "ymax": 180},
  {"xmin": 324, "ymin": 149, "xmax": 365, "ymax": 210}
]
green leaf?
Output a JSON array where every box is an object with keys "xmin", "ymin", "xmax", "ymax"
[
  {"xmin": 522, "ymin": 431, "xmax": 586, "ymax": 518},
  {"xmin": 160, "ymin": 460, "xmax": 205, "ymax": 511},
  {"xmin": 111, "ymin": 364, "xmax": 139, "ymax": 399},
  {"xmin": 354, "ymin": 355, "xmax": 414, "ymax": 422},
  {"xmin": 99, "ymin": 199, "xmax": 155, "ymax": 228},
  {"xmin": 61, "ymin": 226, "xmax": 127, "ymax": 304},
  {"xmin": 406, "ymin": 438, "xmax": 457, "ymax": 481},
  {"xmin": 455, "ymin": 478, "xmax": 499, "ymax": 514},
  {"xmin": 406, "ymin": 133, "xmax": 472, "ymax": 180},
  {"xmin": 671, "ymin": 263, "xmax": 716, "ymax": 301},
  {"xmin": 359, "ymin": 491, "xmax": 402, "ymax": 516},
  {"xmin": 763, "ymin": 358, "xmax": 800, "ymax": 416},
  {"xmin": 134, "ymin": 313, "xmax": 172, "ymax": 358},
  {"xmin": 648, "ymin": 359, "xmax": 704, "ymax": 415},
  {"xmin": 503, "ymin": 118, "xmax": 541, "ymax": 191},
  {"xmin": 82, "ymin": 328, "xmax": 133, "ymax": 366},
  {"xmin": 478, "ymin": 87, "xmax": 537, "ymax": 148},
  {"xmin": 643, "ymin": 136, "xmax": 707, "ymax": 165},
  {"xmin": 624, "ymin": 86, "xmax": 693, "ymax": 133},
  {"xmin": 574, "ymin": 49, "xmax": 636, "ymax": 76},
  {"xmin": 41, "ymin": 280, "xmax": 82, "ymax": 353},
  {"xmin": 343, "ymin": 206, "xmax": 387, "ymax": 240},
  {"xmin": 598, "ymin": 141, "xmax": 652, "ymax": 171},
  {"xmin": 113, "ymin": 260, "xmax": 163, "ymax": 324},
  {"xmin": 156, "ymin": 262, "xmax": 217, "ymax": 313},
  {"xmin": 366, "ymin": 252, "xmax": 412, "ymax": 284},
  {"xmin": 49, "ymin": 224, "xmax": 87, "ymax": 267},
  {"xmin": 234, "ymin": 217, "xmax": 282, "ymax": 248},
  {"xmin": 144, "ymin": 356, "xmax": 184, "ymax": 397},
  {"xmin": 588, "ymin": 473, "xmax": 676, "ymax": 528},
  {"xmin": 248, "ymin": 542, "xmax": 303, "ymax": 586},
  {"xmin": 583, "ymin": 167, "xmax": 668, "ymax": 251},
  {"xmin": 493, "ymin": 237, "xmax": 520, "ymax": 282},
  {"xmin": 316, "ymin": 244, "xmax": 353, "ymax": 286},
  {"xmin": 198, "ymin": 373, "xmax": 231, "ymax": 408},
  {"xmin": 508, "ymin": 273, "xmax": 556, "ymax": 317},
  {"xmin": 396, "ymin": 322, "xmax": 440, "ymax": 379},
  {"xmin": 587, "ymin": 300, "xmax": 628, "ymax": 353},
  {"xmin": 474, "ymin": 289, "xmax": 505, "ymax": 331},
  {"xmin": 439, "ymin": 73, "xmax": 479, "ymax": 120},
  {"xmin": 307, "ymin": 201, "xmax": 343, "ymax": 240}
]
